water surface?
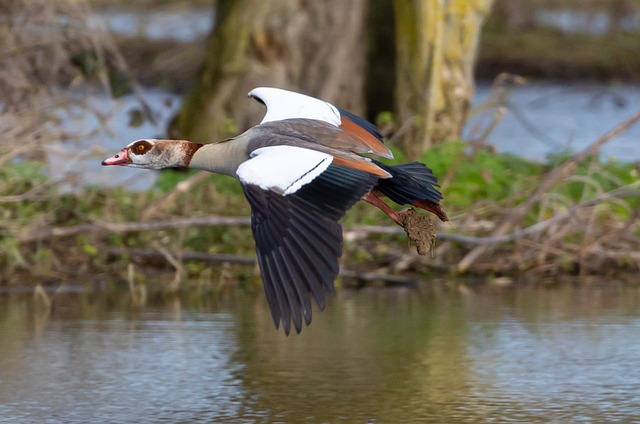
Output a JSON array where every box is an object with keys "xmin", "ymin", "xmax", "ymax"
[{"xmin": 1, "ymin": 284, "xmax": 639, "ymax": 422}]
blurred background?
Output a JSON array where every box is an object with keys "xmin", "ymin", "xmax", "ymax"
[{"xmin": 1, "ymin": 1, "xmax": 640, "ymax": 422}]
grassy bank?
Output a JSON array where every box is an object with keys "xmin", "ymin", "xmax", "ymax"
[{"xmin": 2, "ymin": 125, "xmax": 639, "ymax": 289}]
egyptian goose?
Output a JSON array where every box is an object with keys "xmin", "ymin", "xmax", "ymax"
[{"xmin": 102, "ymin": 87, "xmax": 447, "ymax": 335}]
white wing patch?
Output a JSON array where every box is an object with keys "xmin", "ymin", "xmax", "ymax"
[
  {"xmin": 249, "ymin": 87, "xmax": 342, "ymax": 127},
  {"xmin": 237, "ymin": 146, "xmax": 333, "ymax": 195}
]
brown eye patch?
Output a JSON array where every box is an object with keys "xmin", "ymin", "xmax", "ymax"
[{"xmin": 131, "ymin": 140, "xmax": 152, "ymax": 155}]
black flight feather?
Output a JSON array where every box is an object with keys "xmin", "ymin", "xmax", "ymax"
[
  {"xmin": 242, "ymin": 164, "xmax": 378, "ymax": 334},
  {"xmin": 372, "ymin": 160, "xmax": 443, "ymax": 205}
]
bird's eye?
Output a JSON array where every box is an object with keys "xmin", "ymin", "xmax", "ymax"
[{"xmin": 131, "ymin": 140, "xmax": 152, "ymax": 155}]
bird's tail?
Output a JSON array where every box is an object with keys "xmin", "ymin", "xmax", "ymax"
[{"xmin": 372, "ymin": 160, "xmax": 449, "ymax": 222}]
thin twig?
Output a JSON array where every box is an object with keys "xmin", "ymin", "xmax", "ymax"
[
  {"xmin": 340, "ymin": 269, "xmax": 419, "ymax": 287},
  {"xmin": 33, "ymin": 284, "xmax": 52, "ymax": 307},
  {"xmin": 141, "ymin": 171, "xmax": 211, "ymax": 220},
  {"xmin": 151, "ymin": 241, "xmax": 186, "ymax": 292}
]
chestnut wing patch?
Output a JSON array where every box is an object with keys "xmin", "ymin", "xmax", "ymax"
[
  {"xmin": 242, "ymin": 164, "xmax": 379, "ymax": 334},
  {"xmin": 338, "ymin": 108, "xmax": 393, "ymax": 159}
]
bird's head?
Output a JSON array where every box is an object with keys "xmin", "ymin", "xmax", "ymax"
[{"xmin": 101, "ymin": 139, "xmax": 201, "ymax": 169}]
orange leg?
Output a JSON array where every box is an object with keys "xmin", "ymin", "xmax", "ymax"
[{"xmin": 364, "ymin": 191, "xmax": 403, "ymax": 226}]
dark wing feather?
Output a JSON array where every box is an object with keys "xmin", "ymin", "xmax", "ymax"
[
  {"xmin": 242, "ymin": 164, "xmax": 379, "ymax": 334},
  {"xmin": 372, "ymin": 160, "xmax": 443, "ymax": 205}
]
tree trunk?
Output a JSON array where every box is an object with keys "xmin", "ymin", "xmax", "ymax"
[
  {"xmin": 171, "ymin": 0, "xmax": 368, "ymax": 143},
  {"xmin": 394, "ymin": 0, "xmax": 494, "ymax": 157}
]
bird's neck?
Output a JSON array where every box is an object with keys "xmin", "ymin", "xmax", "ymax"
[{"xmin": 188, "ymin": 137, "xmax": 248, "ymax": 177}]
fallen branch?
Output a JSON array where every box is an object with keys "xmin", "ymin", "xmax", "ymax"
[
  {"xmin": 18, "ymin": 183, "xmax": 639, "ymax": 247},
  {"xmin": 107, "ymin": 247, "xmax": 420, "ymax": 286},
  {"xmin": 19, "ymin": 216, "xmax": 251, "ymax": 243},
  {"xmin": 107, "ymin": 247, "xmax": 257, "ymax": 265}
]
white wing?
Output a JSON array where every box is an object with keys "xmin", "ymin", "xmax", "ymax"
[
  {"xmin": 236, "ymin": 146, "xmax": 333, "ymax": 195},
  {"xmin": 248, "ymin": 87, "xmax": 341, "ymax": 127}
]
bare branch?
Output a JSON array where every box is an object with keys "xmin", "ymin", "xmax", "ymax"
[{"xmin": 18, "ymin": 216, "xmax": 252, "ymax": 243}]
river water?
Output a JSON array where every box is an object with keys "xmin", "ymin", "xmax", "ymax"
[{"xmin": 1, "ymin": 284, "xmax": 639, "ymax": 423}]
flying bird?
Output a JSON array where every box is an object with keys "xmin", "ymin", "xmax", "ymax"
[{"xmin": 102, "ymin": 87, "xmax": 447, "ymax": 334}]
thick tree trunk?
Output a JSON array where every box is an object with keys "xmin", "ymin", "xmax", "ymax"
[
  {"xmin": 171, "ymin": 0, "xmax": 368, "ymax": 143},
  {"xmin": 394, "ymin": 0, "xmax": 494, "ymax": 157}
]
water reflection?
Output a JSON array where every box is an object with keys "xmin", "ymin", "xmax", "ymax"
[{"xmin": 0, "ymin": 284, "xmax": 639, "ymax": 422}]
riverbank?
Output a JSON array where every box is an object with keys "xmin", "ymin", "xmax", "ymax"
[{"xmin": 3, "ymin": 118, "xmax": 639, "ymax": 289}]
